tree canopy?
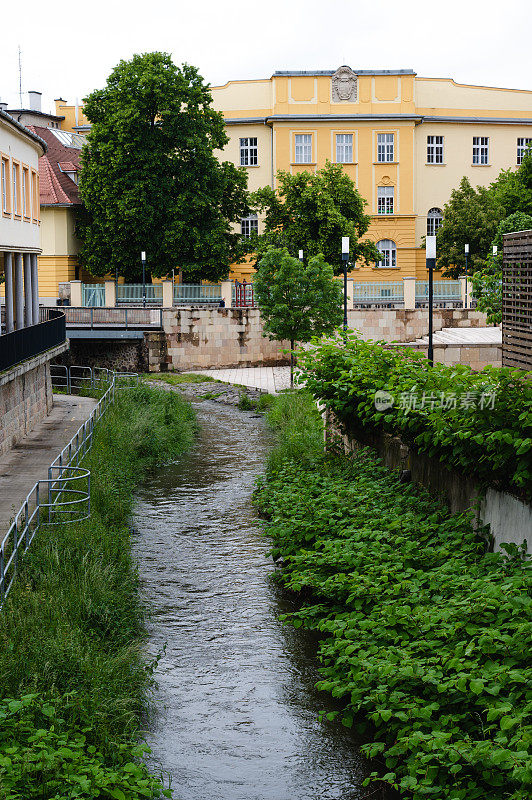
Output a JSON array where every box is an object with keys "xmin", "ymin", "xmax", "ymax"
[
  {"xmin": 77, "ymin": 52, "xmax": 249, "ymax": 282},
  {"xmin": 253, "ymin": 247, "xmax": 344, "ymax": 384},
  {"xmin": 249, "ymin": 162, "xmax": 380, "ymax": 273}
]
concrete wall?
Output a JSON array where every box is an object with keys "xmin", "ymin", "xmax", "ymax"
[
  {"xmin": 394, "ymin": 341, "xmax": 502, "ymax": 370},
  {"xmin": 0, "ymin": 343, "xmax": 67, "ymax": 456},
  {"xmin": 327, "ymin": 411, "xmax": 531, "ymax": 552}
]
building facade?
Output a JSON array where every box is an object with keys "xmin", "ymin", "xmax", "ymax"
[
  {"xmin": 0, "ymin": 109, "xmax": 45, "ymax": 329},
  {"xmin": 210, "ymin": 68, "xmax": 532, "ymax": 281}
]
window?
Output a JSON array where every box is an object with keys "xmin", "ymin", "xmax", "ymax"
[
  {"xmin": 376, "ymin": 239, "xmax": 397, "ymax": 268},
  {"xmin": 473, "ymin": 136, "xmax": 489, "ymax": 165},
  {"xmin": 295, "ymin": 134, "xmax": 312, "ymax": 164},
  {"xmin": 31, "ymin": 169, "xmax": 38, "ymax": 220},
  {"xmin": 377, "ymin": 133, "xmax": 394, "ymax": 162},
  {"xmin": 427, "ymin": 207, "xmax": 443, "ymax": 237},
  {"xmin": 377, "ymin": 186, "xmax": 394, "ymax": 215},
  {"xmin": 427, "ymin": 135, "xmax": 444, "ymax": 164},
  {"xmin": 240, "ymin": 137, "xmax": 258, "ymax": 166},
  {"xmin": 241, "ymin": 214, "xmax": 258, "ymax": 238},
  {"xmin": 1, "ymin": 158, "xmax": 7, "ymax": 214},
  {"xmin": 12, "ymin": 163, "xmax": 20, "ymax": 216},
  {"xmin": 22, "ymin": 167, "xmax": 29, "ymax": 218},
  {"xmin": 336, "ymin": 133, "xmax": 353, "ymax": 163},
  {"xmin": 517, "ymin": 137, "xmax": 532, "ymax": 165}
]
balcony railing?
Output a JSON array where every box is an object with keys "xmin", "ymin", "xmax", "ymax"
[{"xmin": 0, "ymin": 309, "xmax": 66, "ymax": 373}]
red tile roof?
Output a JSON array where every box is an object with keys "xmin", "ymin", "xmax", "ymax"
[{"xmin": 27, "ymin": 125, "xmax": 82, "ymax": 206}]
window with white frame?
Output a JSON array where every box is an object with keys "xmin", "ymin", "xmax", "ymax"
[
  {"xmin": 472, "ymin": 136, "xmax": 489, "ymax": 165},
  {"xmin": 336, "ymin": 133, "xmax": 353, "ymax": 163},
  {"xmin": 377, "ymin": 186, "xmax": 394, "ymax": 215},
  {"xmin": 295, "ymin": 134, "xmax": 312, "ymax": 164},
  {"xmin": 22, "ymin": 168, "xmax": 29, "ymax": 217},
  {"xmin": 377, "ymin": 133, "xmax": 394, "ymax": 162},
  {"xmin": 1, "ymin": 159, "xmax": 7, "ymax": 213},
  {"xmin": 376, "ymin": 239, "xmax": 397, "ymax": 268},
  {"xmin": 241, "ymin": 214, "xmax": 258, "ymax": 238},
  {"xmin": 517, "ymin": 137, "xmax": 532, "ymax": 165},
  {"xmin": 427, "ymin": 207, "xmax": 443, "ymax": 237},
  {"xmin": 12, "ymin": 163, "xmax": 19, "ymax": 215},
  {"xmin": 427, "ymin": 135, "xmax": 444, "ymax": 164},
  {"xmin": 240, "ymin": 137, "xmax": 258, "ymax": 166}
]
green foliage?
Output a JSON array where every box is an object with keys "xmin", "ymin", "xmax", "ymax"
[
  {"xmin": 492, "ymin": 147, "xmax": 532, "ymax": 217},
  {"xmin": 143, "ymin": 371, "xmax": 219, "ymax": 385},
  {"xmin": 436, "ymin": 177, "xmax": 505, "ymax": 276},
  {"xmin": 0, "ymin": 694, "xmax": 170, "ymax": 799},
  {"xmin": 254, "ymin": 247, "xmax": 344, "ymax": 345},
  {"xmin": 471, "ymin": 212, "xmax": 532, "ymax": 324},
  {"xmin": 265, "ymin": 389, "xmax": 324, "ymax": 472},
  {"xmin": 238, "ymin": 391, "xmax": 254, "ymax": 410},
  {"xmin": 249, "ymin": 161, "xmax": 380, "ymax": 271},
  {"xmin": 254, "ymin": 445, "xmax": 532, "ymax": 800},
  {"xmin": 78, "ymin": 52, "xmax": 249, "ymax": 282},
  {"xmin": 0, "ymin": 386, "xmax": 196, "ymax": 797},
  {"xmin": 298, "ymin": 335, "xmax": 532, "ymax": 496}
]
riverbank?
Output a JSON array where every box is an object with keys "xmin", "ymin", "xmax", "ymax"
[
  {"xmin": 0, "ymin": 385, "xmax": 196, "ymax": 799},
  {"xmin": 255, "ymin": 391, "xmax": 532, "ymax": 800}
]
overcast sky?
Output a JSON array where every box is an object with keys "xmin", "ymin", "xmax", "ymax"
[{"xmin": 1, "ymin": 0, "xmax": 529, "ymax": 114}]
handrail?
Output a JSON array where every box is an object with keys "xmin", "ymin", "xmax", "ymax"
[
  {"xmin": 0, "ymin": 310, "xmax": 66, "ymax": 372},
  {"xmin": 0, "ymin": 368, "xmax": 138, "ymax": 604}
]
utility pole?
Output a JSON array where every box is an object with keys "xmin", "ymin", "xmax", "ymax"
[{"xmin": 18, "ymin": 46, "xmax": 23, "ymax": 107}]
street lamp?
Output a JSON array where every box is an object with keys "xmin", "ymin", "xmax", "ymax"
[
  {"xmin": 464, "ymin": 244, "xmax": 469, "ymax": 310},
  {"xmin": 493, "ymin": 245, "xmax": 498, "ymax": 258},
  {"xmin": 298, "ymin": 249, "xmax": 304, "ymax": 262},
  {"xmin": 342, "ymin": 236, "xmax": 349, "ymax": 331},
  {"xmin": 426, "ymin": 235, "xmax": 436, "ymax": 366},
  {"xmin": 141, "ymin": 251, "xmax": 146, "ymax": 309}
]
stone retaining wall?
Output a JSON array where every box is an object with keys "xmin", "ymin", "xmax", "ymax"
[
  {"xmin": 0, "ymin": 342, "xmax": 68, "ymax": 456},
  {"xmin": 348, "ymin": 308, "xmax": 488, "ymax": 342},
  {"xmin": 391, "ymin": 341, "xmax": 502, "ymax": 370}
]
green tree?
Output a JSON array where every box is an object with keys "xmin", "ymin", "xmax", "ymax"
[
  {"xmin": 77, "ymin": 52, "xmax": 249, "ymax": 282},
  {"xmin": 249, "ymin": 161, "xmax": 380, "ymax": 272},
  {"xmin": 436, "ymin": 177, "xmax": 505, "ymax": 276},
  {"xmin": 471, "ymin": 211, "xmax": 532, "ymax": 323},
  {"xmin": 491, "ymin": 146, "xmax": 532, "ymax": 216},
  {"xmin": 254, "ymin": 247, "xmax": 344, "ymax": 385}
]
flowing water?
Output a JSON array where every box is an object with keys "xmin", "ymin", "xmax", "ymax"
[{"xmin": 133, "ymin": 400, "xmax": 373, "ymax": 800}]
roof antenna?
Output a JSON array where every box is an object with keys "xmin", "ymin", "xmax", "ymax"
[{"xmin": 18, "ymin": 45, "xmax": 23, "ymax": 107}]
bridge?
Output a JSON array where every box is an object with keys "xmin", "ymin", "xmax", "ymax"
[{"xmin": 64, "ymin": 307, "xmax": 163, "ymax": 339}]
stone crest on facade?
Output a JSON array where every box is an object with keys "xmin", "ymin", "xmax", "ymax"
[{"xmin": 332, "ymin": 66, "xmax": 358, "ymax": 102}]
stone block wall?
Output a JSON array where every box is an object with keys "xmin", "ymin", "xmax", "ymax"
[
  {"xmin": 159, "ymin": 307, "xmax": 289, "ymax": 372},
  {"xmin": 0, "ymin": 354, "xmax": 56, "ymax": 457},
  {"xmin": 348, "ymin": 308, "xmax": 488, "ymax": 343},
  {"xmin": 55, "ymin": 338, "xmax": 149, "ymax": 372},
  {"xmin": 392, "ymin": 342, "xmax": 502, "ymax": 370}
]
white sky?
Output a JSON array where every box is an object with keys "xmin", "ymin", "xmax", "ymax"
[{"xmin": 1, "ymin": 0, "xmax": 529, "ymax": 114}]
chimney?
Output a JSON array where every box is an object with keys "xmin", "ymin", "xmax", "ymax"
[{"xmin": 28, "ymin": 91, "xmax": 42, "ymax": 112}]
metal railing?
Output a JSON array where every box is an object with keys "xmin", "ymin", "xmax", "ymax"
[
  {"xmin": 64, "ymin": 307, "xmax": 163, "ymax": 329},
  {"xmin": 415, "ymin": 280, "xmax": 462, "ymax": 307},
  {"xmin": 116, "ymin": 284, "xmax": 163, "ymax": 305},
  {"xmin": 174, "ymin": 284, "xmax": 222, "ymax": 305},
  {"xmin": 352, "ymin": 281, "xmax": 404, "ymax": 306},
  {"xmin": 0, "ymin": 368, "xmax": 138, "ymax": 603},
  {"xmin": 233, "ymin": 280, "xmax": 255, "ymax": 307},
  {"xmin": 82, "ymin": 284, "xmax": 105, "ymax": 308},
  {"xmin": 0, "ymin": 309, "xmax": 66, "ymax": 372}
]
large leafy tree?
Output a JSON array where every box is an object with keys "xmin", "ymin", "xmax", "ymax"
[
  {"xmin": 77, "ymin": 52, "xmax": 249, "ymax": 282},
  {"xmin": 436, "ymin": 177, "xmax": 505, "ymax": 276},
  {"xmin": 249, "ymin": 161, "xmax": 380, "ymax": 272},
  {"xmin": 491, "ymin": 146, "xmax": 532, "ymax": 217},
  {"xmin": 253, "ymin": 247, "xmax": 344, "ymax": 385}
]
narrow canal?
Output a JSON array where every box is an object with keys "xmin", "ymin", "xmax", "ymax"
[{"xmin": 133, "ymin": 400, "xmax": 372, "ymax": 800}]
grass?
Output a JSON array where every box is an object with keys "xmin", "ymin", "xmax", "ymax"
[
  {"xmin": 264, "ymin": 389, "xmax": 324, "ymax": 471},
  {"xmin": 143, "ymin": 372, "xmax": 220, "ymax": 385},
  {"xmin": 0, "ymin": 385, "xmax": 196, "ymax": 798}
]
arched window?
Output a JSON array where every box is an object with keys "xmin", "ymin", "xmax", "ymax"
[
  {"xmin": 427, "ymin": 208, "xmax": 443, "ymax": 237},
  {"xmin": 376, "ymin": 239, "xmax": 397, "ymax": 268}
]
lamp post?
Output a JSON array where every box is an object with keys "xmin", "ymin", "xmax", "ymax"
[
  {"xmin": 342, "ymin": 236, "xmax": 349, "ymax": 331},
  {"xmin": 493, "ymin": 245, "xmax": 498, "ymax": 258},
  {"xmin": 298, "ymin": 249, "xmax": 304, "ymax": 262},
  {"xmin": 141, "ymin": 251, "xmax": 146, "ymax": 309},
  {"xmin": 426, "ymin": 235, "xmax": 436, "ymax": 366},
  {"xmin": 464, "ymin": 243, "xmax": 469, "ymax": 309}
]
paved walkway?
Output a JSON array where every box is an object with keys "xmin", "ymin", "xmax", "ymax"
[
  {"xmin": 0, "ymin": 395, "xmax": 97, "ymax": 535},
  {"xmin": 186, "ymin": 366, "xmax": 292, "ymax": 394}
]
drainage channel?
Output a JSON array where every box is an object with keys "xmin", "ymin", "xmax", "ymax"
[{"xmin": 132, "ymin": 400, "xmax": 374, "ymax": 800}]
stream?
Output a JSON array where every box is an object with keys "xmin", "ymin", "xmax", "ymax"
[{"xmin": 132, "ymin": 399, "xmax": 373, "ymax": 800}]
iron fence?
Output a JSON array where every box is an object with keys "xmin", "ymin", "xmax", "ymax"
[
  {"xmin": 0, "ymin": 368, "xmax": 138, "ymax": 603},
  {"xmin": 0, "ymin": 309, "xmax": 66, "ymax": 372},
  {"xmin": 173, "ymin": 284, "xmax": 222, "ymax": 305},
  {"xmin": 82, "ymin": 284, "xmax": 105, "ymax": 307},
  {"xmin": 233, "ymin": 281, "xmax": 255, "ymax": 307},
  {"xmin": 116, "ymin": 284, "xmax": 163, "ymax": 305},
  {"xmin": 64, "ymin": 307, "xmax": 163, "ymax": 328},
  {"xmin": 352, "ymin": 281, "xmax": 404, "ymax": 306},
  {"xmin": 415, "ymin": 280, "xmax": 462, "ymax": 307}
]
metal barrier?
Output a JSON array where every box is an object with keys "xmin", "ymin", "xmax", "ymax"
[
  {"xmin": 233, "ymin": 280, "xmax": 255, "ymax": 307},
  {"xmin": 116, "ymin": 284, "xmax": 163, "ymax": 305},
  {"xmin": 82, "ymin": 284, "xmax": 105, "ymax": 307},
  {"xmin": 174, "ymin": 284, "xmax": 222, "ymax": 305},
  {"xmin": 0, "ymin": 309, "xmax": 66, "ymax": 372},
  {"xmin": 415, "ymin": 280, "xmax": 462, "ymax": 307},
  {"xmin": 64, "ymin": 307, "xmax": 163, "ymax": 329},
  {"xmin": 352, "ymin": 281, "xmax": 404, "ymax": 306},
  {"xmin": 0, "ymin": 368, "xmax": 138, "ymax": 603}
]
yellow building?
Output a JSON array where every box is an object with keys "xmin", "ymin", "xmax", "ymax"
[{"xmin": 210, "ymin": 67, "xmax": 532, "ymax": 281}]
